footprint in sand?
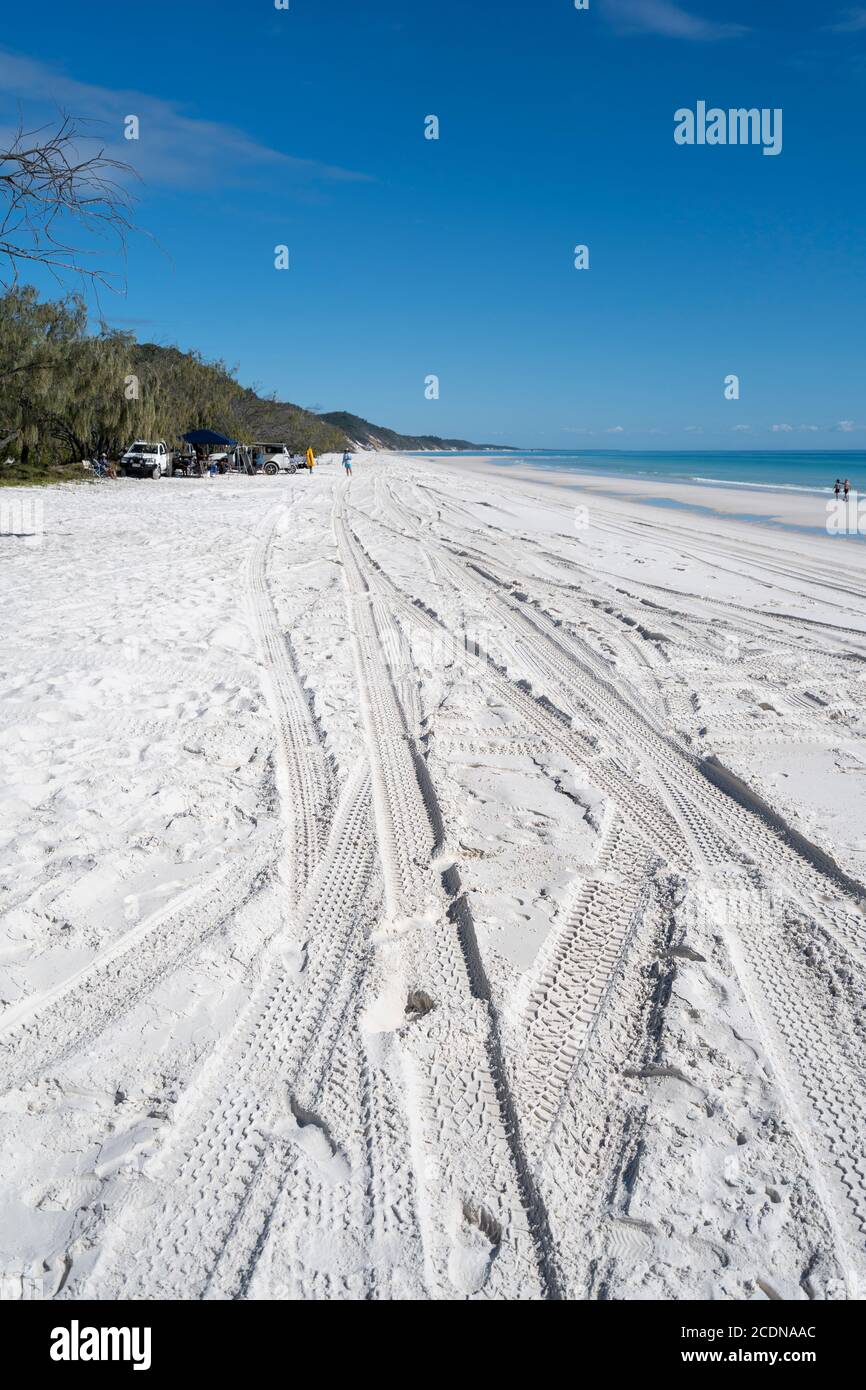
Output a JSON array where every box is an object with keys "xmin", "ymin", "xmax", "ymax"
[
  {"xmin": 447, "ymin": 1199, "xmax": 501, "ymax": 1295},
  {"xmin": 271, "ymin": 1092, "xmax": 351, "ymax": 1186}
]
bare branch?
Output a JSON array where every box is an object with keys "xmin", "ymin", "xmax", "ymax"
[{"xmin": 0, "ymin": 114, "xmax": 140, "ymax": 292}]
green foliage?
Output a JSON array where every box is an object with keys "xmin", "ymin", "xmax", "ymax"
[
  {"xmin": 0, "ymin": 286, "xmax": 348, "ymax": 472},
  {"xmin": 0, "ymin": 285, "xmax": 89, "ymax": 467},
  {"xmin": 231, "ymin": 387, "xmax": 347, "ymax": 455},
  {"xmin": 129, "ymin": 343, "xmax": 245, "ymax": 447}
]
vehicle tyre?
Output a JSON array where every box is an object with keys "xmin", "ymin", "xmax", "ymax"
[
  {"xmin": 263, "ymin": 462, "xmax": 279, "ymax": 475},
  {"xmin": 287, "ymin": 464, "xmax": 297, "ymax": 473},
  {"xmin": 172, "ymin": 467, "xmax": 183, "ymax": 478}
]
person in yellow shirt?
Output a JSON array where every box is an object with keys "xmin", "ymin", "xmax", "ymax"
[{"xmin": 306, "ymin": 447, "xmax": 315, "ymax": 471}]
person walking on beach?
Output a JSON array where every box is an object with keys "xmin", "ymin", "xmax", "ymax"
[
  {"xmin": 834, "ymin": 478, "xmax": 842, "ymax": 499},
  {"xmin": 844, "ymin": 478, "xmax": 851, "ymax": 500},
  {"xmin": 342, "ymin": 450, "xmax": 352, "ymax": 477}
]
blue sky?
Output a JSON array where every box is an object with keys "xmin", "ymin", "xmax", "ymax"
[{"xmin": 2, "ymin": 0, "xmax": 866, "ymax": 448}]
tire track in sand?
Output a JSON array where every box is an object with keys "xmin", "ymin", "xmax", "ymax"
[
  {"xmin": 343, "ymin": 513, "xmax": 690, "ymax": 869},
  {"xmin": 86, "ymin": 761, "xmax": 374, "ymax": 1298},
  {"xmin": 0, "ymin": 508, "xmax": 327, "ymax": 1095},
  {"xmin": 513, "ymin": 813, "xmax": 656, "ymax": 1159},
  {"xmin": 335, "ymin": 494, "xmax": 552, "ymax": 1300},
  {"xmin": 84, "ymin": 508, "xmax": 366, "ymax": 1298},
  {"xmin": 246, "ymin": 507, "xmax": 334, "ymax": 906},
  {"xmin": 401, "ymin": 503, "xmax": 866, "ymax": 1287},
  {"xmin": 0, "ymin": 842, "xmax": 279, "ymax": 1094}
]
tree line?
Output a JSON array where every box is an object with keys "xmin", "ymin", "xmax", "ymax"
[{"xmin": 0, "ymin": 286, "xmax": 347, "ymax": 470}]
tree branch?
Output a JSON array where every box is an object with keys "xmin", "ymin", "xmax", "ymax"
[{"xmin": 0, "ymin": 114, "xmax": 139, "ymax": 292}]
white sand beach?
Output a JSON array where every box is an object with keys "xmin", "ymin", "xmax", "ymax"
[{"xmin": 2, "ymin": 452, "xmax": 865, "ymax": 1301}]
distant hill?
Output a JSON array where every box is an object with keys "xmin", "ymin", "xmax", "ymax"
[{"xmin": 317, "ymin": 410, "xmax": 516, "ymax": 453}]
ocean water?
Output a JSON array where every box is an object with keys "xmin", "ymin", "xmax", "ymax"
[{"xmin": 412, "ymin": 450, "xmax": 864, "ymax": 496}]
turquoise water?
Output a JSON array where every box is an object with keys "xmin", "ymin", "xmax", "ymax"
[{"xmin": 411, "ymin": 450, "xmax": 863, "ymax": 496}]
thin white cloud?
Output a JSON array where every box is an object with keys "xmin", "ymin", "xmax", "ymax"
[
  {"xmin": 732, "ymin": 424, "xmax": 751, "ymax": 432},
  {"xmin": 771, "ymin": 423, "xmax": 794, "ymax": 432},
  {"xmin": 0, "ymin": 48, "xmax": 370, "ymax": 189},
  {"xmin": 835, "ymin": 420, "xmax": 857, "ymax": 432},
  {"xmin": 602, "ymin": 0, "xmax": 747, "ymax": 41},
  {"xmin": 799, "ymin": 424, "xmax": 819, "ymax": 432},
  {"xmin": 607, "ymin": 425, "xmax": 625, "ymax": 433},
  {"xmin": 684, "ymin": 425, "xmax": 703, "ymax": 433},
  {"xmin": 826, "ymin": 7, "xmax": 866, "ymax": 33}
]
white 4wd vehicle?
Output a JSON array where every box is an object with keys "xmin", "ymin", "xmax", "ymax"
[
  {"xmin": 121, "ymin": 441, "xmax": 171, "ymax": 478},
  {"xmin": 255, "ymin": 443, "xmax": 304, "ymax": 475}
]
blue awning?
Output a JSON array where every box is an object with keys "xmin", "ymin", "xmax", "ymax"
[{"xmin": 182, "ymin": 429, "xmax": 238, "ymax": 446}]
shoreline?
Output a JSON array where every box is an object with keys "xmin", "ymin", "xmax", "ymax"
[{"xmin": 421, "ymin": 453, "xmax": 864, "ymax": 540}]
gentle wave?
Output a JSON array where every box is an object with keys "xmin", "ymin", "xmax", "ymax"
[
  {"xmin": 690, "ymin": 476, "xmax": 833, "ymax": 494},
  {"xmin": 428, "ymin": 450, "xmax": 861, "ymax": 496}
]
